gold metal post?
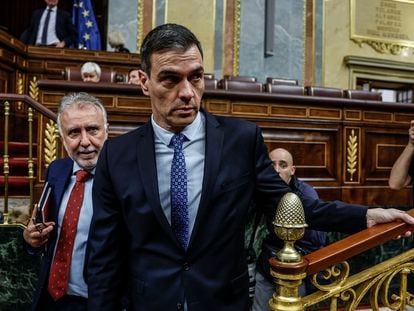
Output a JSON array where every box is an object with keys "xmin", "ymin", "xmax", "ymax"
[
  {"xmin": 2, "ymin": 101, "xmax": 10, "ymax": 224},
  {"xmin": 269, "ymin": 192, "xmax": 308, "ymax": 311}
]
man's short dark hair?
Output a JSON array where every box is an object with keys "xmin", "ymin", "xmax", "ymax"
[{"xmin": 140, "ymin": 23, "xmax": 203, "ymax": 75}]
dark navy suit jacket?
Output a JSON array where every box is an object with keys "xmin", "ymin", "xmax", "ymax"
[
  {"xmin": 87, "ymin": 111, "xmax": 367, "ymax": 311},
  {"xmin": 20, "ymin": 7, "xmax": 76, "ymax": 47},
  {"xmin": 29, "ymin": 158, "xmax": 73, "ymax": 311}
]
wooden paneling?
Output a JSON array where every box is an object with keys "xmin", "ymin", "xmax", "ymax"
[
  {"xmin": 35, "ymin": 82, "xmax": 414, "ymax": 207},
  {"xmin": 3, "ymin": 29, "xmax": 414, "ymax": 208}
]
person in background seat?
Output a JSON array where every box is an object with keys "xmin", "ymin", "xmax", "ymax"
[
  {"xmin": 389, "ymin": 119, "xmax": 414, "ymax": 193},
  {"xmin": 252, "ymin": 148, "xmax": 326, "ymax": 310},
  {"xmin": 128, "ymin": 68, "xmax": 140, "ymax": 85},
  {"xmin": 108, "ymin": 31, "xmax": 130, "ymax": 53},
  {"xmin": 81, "ymin": 62, "xmax": 101, "ymax": 83}
]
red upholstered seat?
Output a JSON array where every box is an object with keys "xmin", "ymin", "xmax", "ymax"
[
  {"xmin": 219, "ymin": 79, "xmax": 263, "ymax": 92},
  {"xmin": 344, "ymin": 89, "xmax": 382, "ymax": 101},
  {"xmin": 204, "ymin": 78, "xmax": 218, "ymax": 90},
  {"xmin": 307, "ymin": 86, "xmax": 344, "ymax": 98},
  {"xmin": 265, "ymin": 84, "xmax": 306, "ymax": 95},
  {"xmin": 266, "ymin": 77, "xmax": 298, "ymax": 86},
  {"xmin": 223, "ymin": 75, "xmax": 257, "ymax": 83}
]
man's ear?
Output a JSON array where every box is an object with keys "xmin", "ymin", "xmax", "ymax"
[
  {"xmin": 138, "ymin": 70, "xmax": 149, "ymax": 95},
  {"xmin": 291, "ymin": 165, "xmax": 296, "ymax": 176}
]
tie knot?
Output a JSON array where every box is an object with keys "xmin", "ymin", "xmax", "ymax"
[
  {"xmin": 170, "ymin": 133, "xmax": 185, "ymax": 150},
  {"xmin": 76, "ymin": 170, "xmax": 91, "ymax": 183}
]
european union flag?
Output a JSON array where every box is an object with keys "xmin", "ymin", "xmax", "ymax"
[{"xmin": 72, "ymin": 0, "xmax": 101, "ymax": 50}]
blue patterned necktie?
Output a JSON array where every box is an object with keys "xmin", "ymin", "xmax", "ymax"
[{"xmin": 170, "ymin": 133, "xmax": 189, "ymax": 249}]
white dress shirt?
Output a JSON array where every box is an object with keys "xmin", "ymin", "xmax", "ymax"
[{"xmin": 36, "ymin": 6, "xmax": 59, "ymax": 45}]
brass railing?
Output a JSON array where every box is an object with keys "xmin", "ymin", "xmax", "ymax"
[
  {"xmin": 269, "ymin": 195, "xmax": 414, "ymax": 311},
  {"xmin": 0, "ymin": 93, "xmax": 58, "ymax": 227}
]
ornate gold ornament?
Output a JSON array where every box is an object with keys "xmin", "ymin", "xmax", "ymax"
[
  {"xmin": 346, "ymin": 129, "xmax": 358, "ymax": 181},
  {"xmin": 16, "ymin": 72, "xmax": 24, "ymax": 111},
  {"xmin": 232, "ymin": 0, "xmax": 241, "ymax": 75},
  {"xmin": 136, "ymin": 0, "xmax": 144, "ymax": 51},
  {"xmin": 273, "ymin": 192, "xmax": 308, "ymax": 263},
  {"xmin": 2, "ymin": 101, "xmax": 10, "ymax": 224},
  {"xmin": 352, "ymin": 38, "xmax": 409, "ymax": 55},
  {"xmin": 44, "ymin": 120, "xmax": 57, "ymax": 167},
  {"xmin": 311, "ymin": 261, "xmax": 350, "ymax": 291},
  {"xmin": 301, "ymin": 250, "xmax": 414, "ymax": 310},
  {"xmin": 29, "ymin": 76, "xmax": 39, "ymax": 101}
]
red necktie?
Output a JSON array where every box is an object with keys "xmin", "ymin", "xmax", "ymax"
[{"xmin": 48, "ymin": 170, "xmax": 91, "ymax": 301}]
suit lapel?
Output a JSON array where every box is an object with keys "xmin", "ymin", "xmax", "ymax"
[
  {"xmin": 188, "ymin": 112, "xmax": 223, "ymax": 248},
  {"xmin": 49, "ymin": 158, "xmax": 73, "ymax": 223},
  {"xmin": 136, "ymin": 122, "xmax": 178, "ymax": 242}
]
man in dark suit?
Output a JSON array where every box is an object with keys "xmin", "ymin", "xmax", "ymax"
[
  {"xmin": 20, "ymin": 0, "xmax": 76, "ymax": 48},
  {"xmin": 23, "ymin": 93, "xmax": 108, "ymax": 310},
  {"xmin": 87, "ymin": 23, "xmax": 414, "ymax": 311}
]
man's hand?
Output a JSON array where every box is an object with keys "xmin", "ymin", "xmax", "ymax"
[
  {"xmin": 366, "ymin": 208, "xmax": 414, "ymax": 237},
  {"xmin": 23, "ymin": 206, "xmax": 55, "ymax": 248}
]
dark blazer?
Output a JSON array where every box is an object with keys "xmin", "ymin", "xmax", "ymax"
[
  {"xmin": 29, "ymin": 158, "xmax": 73, "ymax": 311},
  {"xmin": 87, "ymin": 111, "xmax": 367, "ymax": 311},
  {"xmin": 20, "ymin": 7, "xmax": 76, "ymax": 47}
]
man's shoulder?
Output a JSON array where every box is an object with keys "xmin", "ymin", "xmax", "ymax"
[
  {"xmin": 106, "ymin": 125, "xmax": 147, "ymax": 146},
  {"xmin": 32, "ymin": 9, "xmax": 44, "ymax": 19},
  {"xmin": 206, "ymin": 111, "xmax": 258, "ymax": 132},
  {"xmin": 57, "ymin": 8, "xmax": 71, "ymax": 18},
  {"xmin": 295, "ymin": 178, "xmax": 319, "ymax": 199},
  {"xmin": 48, "ymin": 157, "xmax": 72, "ymax": 171}
]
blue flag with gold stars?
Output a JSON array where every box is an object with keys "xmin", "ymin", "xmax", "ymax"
[{"xmin": 72, "ymin": 0, "xmax": 101, "ymax": 50}]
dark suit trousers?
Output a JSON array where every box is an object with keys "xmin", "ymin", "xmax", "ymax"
[{"xmin": 39, "ymin": 291, "xmax": 87, "ymax": 311}]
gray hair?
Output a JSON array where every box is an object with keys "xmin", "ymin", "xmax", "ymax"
[
  {"xmin": 81, "ymin": 62, "xmax": 101, "ymax": 78},
  {"xmin": 108, "ymin": 31, "xmax": 125, "ymax": 47},
  {"xmin": 57, "ymin": 92, "xmax": 108, "ymax": 135}
]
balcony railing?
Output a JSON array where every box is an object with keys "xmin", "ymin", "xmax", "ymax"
[{"xmin": 269, "ymin": 197, "xmax": 414, "ymax": 311}]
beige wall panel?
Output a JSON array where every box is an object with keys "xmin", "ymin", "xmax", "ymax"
[
  {"xmin": 165, "ymin": 0, "xmax": 215, "ymax": 73},
  {"xmin": 324, "ymin": 0, "xmax": 414, "ymax": 89}
]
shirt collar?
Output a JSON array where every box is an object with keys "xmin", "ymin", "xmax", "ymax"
[
  {"xmin": 72, "ymin": 161, "xmax": 96, "ymax": 176},
  {"xmin": 46, "ymin": 6, "xmax": 57, "ymax": 12},
  {"xmin": 151, "ymin": 111, "xmax": 203, "ymax": 147}
]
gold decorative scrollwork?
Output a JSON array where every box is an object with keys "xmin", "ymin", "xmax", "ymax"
[
  {"xmin": 302, "ymin": 249, "xmax": 414, "ymax": 310},
  {"xmin": 370, "ymin": 264, "xmax": 414, "ymax": 310},
  {"xmin": 311, "ymin": 261, "xmax": 350, "ymax": 291},
  {"xmin": 44, "ymin": 120, "xmax": 57, "ymax": 167},
  {"xmin": 232, "ymin": 0, "xmax": 241, "ymax": 75},
  {"xmin": 352, "ymin": 38, "xmax": 408, "ymax": 55},
  {"xmin": 29, "ymin": 76, "xmax": 39, "ymax": 101},
  {"xmin": 340, "ymin": 288, "xmax": 357, "ymax": 304},
  {"xmin": 347, "ymin": 129, "xmax": 358, "ymax": 181},
  {"xmin": 136, "ymin": 0, "xmax": 144, "ymax": 51}
]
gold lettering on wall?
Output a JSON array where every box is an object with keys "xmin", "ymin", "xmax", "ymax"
[{"xmin": 350, "ymin": 0, "xmax": 414, "ymax": 54}]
